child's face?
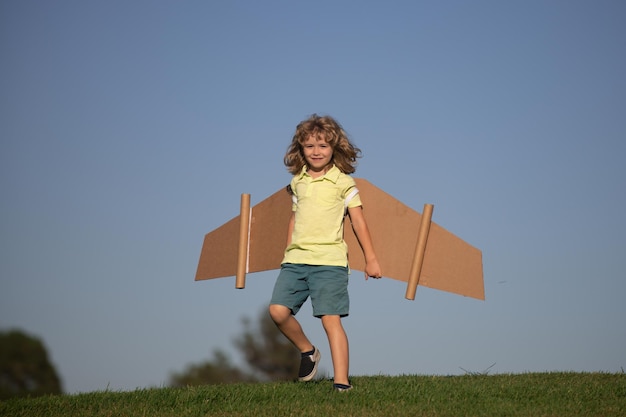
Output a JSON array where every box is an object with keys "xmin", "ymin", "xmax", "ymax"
[{"xmin": 302, "ymin": 134, "xmax": 333, "ymax": 177}]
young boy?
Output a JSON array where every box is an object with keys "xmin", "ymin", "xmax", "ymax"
[{"xmin": 268, "ymin": 114, "xmax": 382, "ymax": 391}]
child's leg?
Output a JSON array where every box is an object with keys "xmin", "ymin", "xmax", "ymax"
[
  {"xmin": 269, "ymin": 304, "xmax": 314, "ymax": 353},
  {"xmin": 321, "ymin": 314, "xmax": 349, "ymax": 385}
]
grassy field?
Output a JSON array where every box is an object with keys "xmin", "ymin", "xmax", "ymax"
[{"xmin": 1, "ymin": 372, "xmax": 624, "ymax": 416}]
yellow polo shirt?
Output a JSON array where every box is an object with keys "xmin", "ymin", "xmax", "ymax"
[{"xmin": 282, "ymin": 165, "xmax": 362, "ymax": 267}]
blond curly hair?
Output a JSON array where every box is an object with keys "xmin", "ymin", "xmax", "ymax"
[{"xmin": 284, "ymin": 114, "xmax": 362, "ymax": 175}]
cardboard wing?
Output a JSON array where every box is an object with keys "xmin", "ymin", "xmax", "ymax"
[{"xmin": 195, "ymin": 178, "xmax": 484, "ymax": 301}]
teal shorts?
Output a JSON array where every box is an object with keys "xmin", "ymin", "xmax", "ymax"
[{"xmin": 270, "ymin": 263, "xmax": 349, "ymax": 317}]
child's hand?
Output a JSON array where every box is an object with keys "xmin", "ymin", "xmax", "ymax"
[{"xmin": 364, "ymin": 260, "xmax": 382, "ymax": 280}]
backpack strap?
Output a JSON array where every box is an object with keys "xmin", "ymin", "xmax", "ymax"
[
  {"xmin": 286, "ymin": 184, "xmax": 298, "ymax": 207},
  {"xmin": 344, "ymin": 188, "xmax": 359, "ymax": 213},
  {"xmin": 344, "ymin": 188, "xmax": 359, "ymax": 207}
]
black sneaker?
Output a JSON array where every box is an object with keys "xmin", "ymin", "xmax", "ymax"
[
  {"xmin": 298, "ymin": 347, "xmax": 320, "ymax": 381},
  {"xmin": 333, "ymin": 383, "xmax": 353, "ymax": 392}
]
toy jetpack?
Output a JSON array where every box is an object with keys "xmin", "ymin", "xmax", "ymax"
[{"xmin": 195, "ymin": 179, "xmax": 484, "ymax": 301}]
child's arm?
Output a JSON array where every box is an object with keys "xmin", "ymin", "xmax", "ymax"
[{"xmin": 347, "ymin": 206, "xmax": 382, "ymax": 279}]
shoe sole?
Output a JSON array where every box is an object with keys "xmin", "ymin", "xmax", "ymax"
[{"xmin": 298, "ymin": 349, "xmax": 321, "ymax": 382}]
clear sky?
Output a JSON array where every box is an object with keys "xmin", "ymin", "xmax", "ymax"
[{"xmin": 1, "ymin": 0, "xmax": 625, "ymax": 394}]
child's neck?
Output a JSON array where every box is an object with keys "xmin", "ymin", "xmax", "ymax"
[{"xmin": 307, "ymin": 165, "xmax": 331, "ymax": 179}]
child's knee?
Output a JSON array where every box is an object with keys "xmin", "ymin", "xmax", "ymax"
[{"xmin": 269, "ymin": 304, "xmax": 290, "ymax": 324}]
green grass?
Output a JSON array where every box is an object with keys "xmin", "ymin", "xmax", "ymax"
[{"xmin": 1, "ymin": 373, "xmax": 625, "ymax": 416}]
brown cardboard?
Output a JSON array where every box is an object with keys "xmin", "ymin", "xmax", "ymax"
[
  {"xmin": 195, "ymin": 179, "xmax": 484, "ymax": 300},
  {"xmin": 343, "ymin": 179, "xmax": 484, "ymax": 300},
  {"xmin": 195, "ymin": 187, "xmax": 291, "ymax": 280}
]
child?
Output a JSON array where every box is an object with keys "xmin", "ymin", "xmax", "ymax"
[{"xmin": 268, "ymin": 114, "xmax": 382, "ymax": 392}]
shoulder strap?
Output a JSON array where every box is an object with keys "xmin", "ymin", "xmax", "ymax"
[
  {"xmin": 286, "ymin": 184, "xmax": 297, "ymax": 206},
  {"xmin": 344, "ymin": 188, "xmax": 359, "ymax": 208}
]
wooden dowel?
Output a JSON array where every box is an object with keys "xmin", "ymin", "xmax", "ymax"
[
  {"xmin": 405, "ymin": 204, "xmax": 434, "ymax": 300},
  {"xmin": 235, "ymin": 194, "xmax": 251, "ymax": 289}
]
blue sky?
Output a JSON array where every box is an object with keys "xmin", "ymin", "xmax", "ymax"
[{"xmin": 1, "ymin": 0, "xmax": 625, "ymax": 393}]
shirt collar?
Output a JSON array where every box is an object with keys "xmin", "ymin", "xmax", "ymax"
[{"xmin": 298, "ymin": 165, "xmax": 341, "ymax": 183}]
